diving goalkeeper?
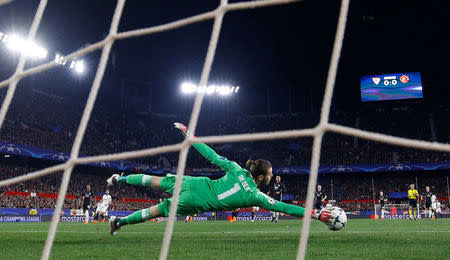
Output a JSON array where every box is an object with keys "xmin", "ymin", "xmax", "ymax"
[{"xmin": 107, "ymin": 122, "xmax": 332, "ymax": 235}]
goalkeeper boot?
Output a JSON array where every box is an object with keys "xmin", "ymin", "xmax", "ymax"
[
  {"xmin": 107, "ymin": 173, "xmax": 121, "ymax": 187},
  {"xmin": 109, "ymin": 216, "xmax": 121, "ymax": 236}
]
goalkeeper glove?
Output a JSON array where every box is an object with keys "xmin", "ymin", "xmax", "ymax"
[
  {"xmin": 312, "ymin": 208, "xmax": 332, "ymax": 222},
  {"xmin": 174, "ymin": 122, "xmax": 193, "ymax": 137}
]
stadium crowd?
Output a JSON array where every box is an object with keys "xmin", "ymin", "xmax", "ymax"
[
  {"xmin": 1, "ymin": 88, "xmax": 450, "ymax": 169},
  {"xmin": 0, "ymin": 161, "xmax": 448, "ymax": 212},
  {"xmin": 0, "ymin": 162, "xmax": 168, "ymax": 211},
  {"xmin": 0, "ymin": 87, "xmax": 449, "ymax": 212}
]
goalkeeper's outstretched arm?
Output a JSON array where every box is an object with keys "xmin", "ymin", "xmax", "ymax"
[
  {"xmin": 253, "ymin": 191, "xmax": 332, "ymax": 222},
  {"xmin": 174, "ymin": 122, "xmax": 242, "ymax": 173}
]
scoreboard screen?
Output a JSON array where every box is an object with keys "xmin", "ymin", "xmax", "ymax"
[{"xmin": 360, "ymin": 72, "xmax": 423, "ymax": 102}]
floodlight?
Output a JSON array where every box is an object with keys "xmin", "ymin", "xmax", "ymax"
[
  {"xmin": 181, "ymin": 82, "xmax": 196, "ymax": 94},
  {"xmin": 55, "ymin": 54, "xmax": 62, "ymax": 64},
  {"xmin": 0, "ymin": 32, "xmax": 8, "ymax": 42},
  {"xmin": 206, "ymin": 85, "xmax": 215, "ymax": 95},
  {"xmin": 180, "ymin": 82, "xmax": 239, "ymax": 96},
  {"xmin": 35, "ymin": 47, "xmax": 47, "ymax": 58},
  {"xmin": 5, "ymin": 34, "xmax": 47, "ymax": 59},
  {"xmin": 5, "ymin": 34, "xmax": 21, "ymax": 49},
  {"xmin": 218, "ymin": 86, "xmax": 232, "ymax": 96},
  {"xmin": 74, "ymin": 60, "xmax": 85, "ymax": 74}
]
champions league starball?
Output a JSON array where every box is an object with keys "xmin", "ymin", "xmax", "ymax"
[{"xmin": 325, "ymin": 207, "xmax": 347, "ymax": 231}]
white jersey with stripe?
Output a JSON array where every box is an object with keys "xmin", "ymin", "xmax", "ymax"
[{"xmin": 100, "ymin": 194, "xmax": 112, "ymax": 207}]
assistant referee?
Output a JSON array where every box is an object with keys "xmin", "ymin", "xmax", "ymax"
[{"xmin": 408, "ymin": 184, "xmax": 419, "ymax": 220}]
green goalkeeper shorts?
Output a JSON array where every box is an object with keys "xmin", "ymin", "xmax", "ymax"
[{"xmin": 158, "ymin": 174, "xmax": 213, "ymax": 216}]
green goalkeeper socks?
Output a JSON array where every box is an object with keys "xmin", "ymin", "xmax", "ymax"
[
  {"xmin": 116, "ymin": 175, "xmax": 153, "ymax": 226},
  {"xmin": 119, "ymin": 208, "xmax": 151, "ymax": 226},
  {"xmin": 118, "ymin": 174, "xmax": 152, "ymax": 187}
]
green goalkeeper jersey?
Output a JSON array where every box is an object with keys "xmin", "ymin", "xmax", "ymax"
[{"xmin": 183, "ymin": 142, "xmax": 305, "ymax": 217}]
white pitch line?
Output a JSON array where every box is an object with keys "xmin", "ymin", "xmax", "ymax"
[{"xmin": 0, "ymin": 230, "xmax": 449, "ymax": 234}]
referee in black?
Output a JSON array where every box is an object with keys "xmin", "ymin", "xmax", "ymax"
[
  {"xmin": 379, "ymin": 191, "xmax": 388, "ymax": 219},
  {"xmin": 270, "ymin": 176, "xmax": 287, "ymax": 223},
  {"xmin": 81, "ymin": 184, "xmax": 93, "ymax": 224},
  {"xmin": 314, "ymin": 184, "xmax": 327, "ymax": 210}
]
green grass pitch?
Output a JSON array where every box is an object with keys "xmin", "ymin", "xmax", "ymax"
[{"xmin": 1, "ymin": 219, "xmax": 449, "ymax": 259}]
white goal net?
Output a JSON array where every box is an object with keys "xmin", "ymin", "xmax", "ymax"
[{"xmin": 0, "ymin": 0, "xmax": 449, "ymax": 260}]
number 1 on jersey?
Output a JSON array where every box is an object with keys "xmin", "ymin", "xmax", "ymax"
[{"xmin": 217, "ymin": 183, "xmax": 241, "ymax": 200}]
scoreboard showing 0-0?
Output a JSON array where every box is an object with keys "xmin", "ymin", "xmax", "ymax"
[{"xmin": 360, "ymin": 72, "xmax": 423, "ymax": 102}]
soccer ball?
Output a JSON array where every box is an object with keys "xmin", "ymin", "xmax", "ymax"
[{"xmin": 325, "ymin": 207, "xmax": 347, "ymax": 231}]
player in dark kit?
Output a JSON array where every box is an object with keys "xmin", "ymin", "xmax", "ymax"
[
  {"xmin": 421, "ymin": 186, "xmax": 433, "ymax": 219},
  {"xmin": 81, "ymin": 184, "xmax": 93, "ymax": 224},
  {"xmin": 379, "ymin": 191, "xmax": 388, "ymax": 219},
  {"xmin": 314, "ymin": 185, "xmax": 327, "ymax": 210},
  {"xmin": 230, "ymin": 208, "xmax": 239, "ymax": 223},
  {"xmin": 270, "ymin": 176, "xmax": 287, "ymax": 222}
]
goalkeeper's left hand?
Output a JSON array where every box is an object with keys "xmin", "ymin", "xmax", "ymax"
[
  {"xmin": 174, "ymin": 122, "xmax": 191, "ymax": 137},
  {"xmin": 312, "ymin": 208, "xmax": 332, "ymax": 222}
]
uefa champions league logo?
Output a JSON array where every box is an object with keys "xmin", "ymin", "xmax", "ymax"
[
  {"xmin": 330, "ymin": 165, "xmax": 352, "ymax": 172},
  {"xmin": 277, "ymin": 168, "xmax": 296, "ymax": 174},
  {"xmin": 0, "ymin": 144, "xmax": 22, "ymax": 153},
  {"xmin": 52, "ymin": 153, "xmax": 69, "ymax": 161},
  {"xmin": 388, "ymin": 164, "xmax": 411, "ymax": 170},
  {"xmin": 97, "ymin": 161, "xmax": 111, "ymax": 167}
]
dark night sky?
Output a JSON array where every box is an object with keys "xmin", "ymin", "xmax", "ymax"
[{"xmin": 0, "ymin": 0, "xmax": 449, "ymax": 115}]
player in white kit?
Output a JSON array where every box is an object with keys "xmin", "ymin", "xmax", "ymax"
[
  {"xmin": 431, "ymin": 195, "xmax": 442, "ymax": 219},
  {"xmin": 93, "ymin": 189, "xmax": 112, "ymax": 223},
  {"xmin": 251, "ymin": 207, "xmax": 259, "ymax": 222}
]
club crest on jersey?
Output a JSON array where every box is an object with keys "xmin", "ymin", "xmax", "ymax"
[
  {"xmin": 372, "ymin": 77, "xmax": 381, "ymax": 85},
  {"xmin": 220, "ymin": 156, "xmax": 226, "ymax": 160}
]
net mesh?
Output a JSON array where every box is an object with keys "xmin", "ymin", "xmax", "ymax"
[{"xmin": 0, "ymin": 0, "xmax": 449, "ymax": 259}]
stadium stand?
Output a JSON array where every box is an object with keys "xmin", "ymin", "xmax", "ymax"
[
  {"xmin": 1, "ymin": 87, "xmax": 450, "ymax": 167},
  {"xmin": 1, "ymin": 158, "xmax": 448, "ymax": 212},
  {"xmin": 0, "ymin": 88, "xmax": 449, "ymax": 212}
]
